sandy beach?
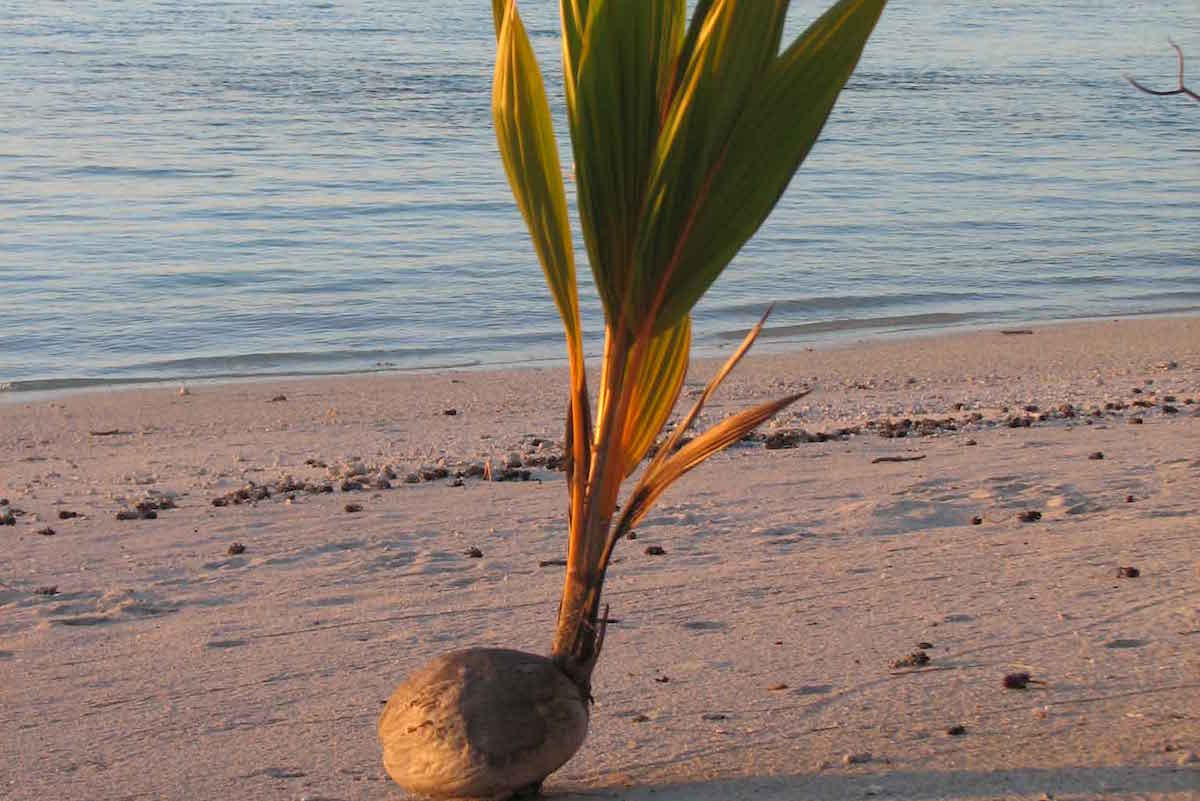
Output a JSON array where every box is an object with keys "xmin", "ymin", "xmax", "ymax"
[{"xmin": 2, "ymin": 316, "xmax": 1198, "ymax": 801}]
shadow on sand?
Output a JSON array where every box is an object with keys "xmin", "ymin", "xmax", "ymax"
[{"xmin": 552, "ymin": 765, "xmax": 1195, "ymax": 800}]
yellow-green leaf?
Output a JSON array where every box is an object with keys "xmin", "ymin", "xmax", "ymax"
[
  {"xmin": 493, "ymin": 0, "xmax": 583, "ymax": 348},
  {"xmin": 619, "ymin": 314, "xmax": 690, "ymax": 476},
  {"xmin": 648, "ymin": 305, "xmax": 771, "ymax": 474},
  {"xmin": 618, "ymin": 389, "xmax": 809, "ymax": 537}
]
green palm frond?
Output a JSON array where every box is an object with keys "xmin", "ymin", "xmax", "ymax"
[
  {"xmin": 650, "ymin": 0, "xmax": 888, "ymax": 327},
  {"xmin": 568, "ymin": 0, "xmax": 684, "ymax": 330},
  {"xmin": 490, "ymin": 0, "xmax": 888, "ymax": 683}
]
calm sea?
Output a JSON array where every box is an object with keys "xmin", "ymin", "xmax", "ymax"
[{"xmin": 2, "ymin": 1, "xmax": 1198, "ymax": 393}]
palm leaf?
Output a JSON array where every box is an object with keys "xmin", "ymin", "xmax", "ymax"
[
  {"xmin": 655, "ymin": 0, "xmax": 887, "ymax": 326},
  {"xmin": 492, "ymin": 1, "xmax": 582, "ymax": 349},
  {"xmin": 560, "ymin": 0, "xmax": 590, "ymax": 105},
  {"xmin": 494, "ymin": 0, "xmax": 591, "ymax": 530},
  {"xmin": 639, "ymin": 0, "xmax": 886, "ymax": 331},
  {"xmin": 568, "ymin": 0, "xmax": 684, "ymax": 331},
  {"xmin": 647, "ymin": 304, "xmax": 771, "ymax": 475},
  {"xmin": 618, "ymin": 314, "xmax": 690, "ymax": 476},
  {"xmin": 630, "ymin": 0, "xmax": 789, "ymax": 332},
  {"xmin": 606, "ymin": 388, "xmax": 810, "ymax": 559}
]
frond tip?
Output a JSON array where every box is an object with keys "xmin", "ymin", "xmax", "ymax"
[{"xmin": 609, "ymin": 387, "xmax": 810, "ymax": 554}]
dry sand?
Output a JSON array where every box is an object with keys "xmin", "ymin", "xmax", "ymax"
[{"xmin": 2, "ymin": 316, "xmax": 1198, "ymax": 801}]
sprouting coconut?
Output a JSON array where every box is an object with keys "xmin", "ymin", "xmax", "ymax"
[{"xmin": 378, "ymin": 0, "xmax": 888, "ymax": 797}]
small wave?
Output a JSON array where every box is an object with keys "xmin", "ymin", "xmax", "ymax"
[
  {"xmin": 57, "ymin": 165, "xmax": 235, "ymax": 179},
  {"xmin": 714, "ymin": 312, "xmax": 983, "ymax": 342},
  {"xmin": 699, "ymin": 291, "xmax": 1009, "ymax": 320},
  {"xmin": 0, "ymin": 359, "xmax": 484, "ymax": 396}
]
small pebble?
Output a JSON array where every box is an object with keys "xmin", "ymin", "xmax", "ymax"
[
  {"xmin": 227, "ymin": 542, "xmax": 246, "ymax": 555},
  {"xmin": 116, "ymin": 509, "xmax": 140, "ymax": 521},
  {"xmin": 631, "ymin": 714, "xmax": 650, "ymax": 723},
  {"xmin": 37, "ymin": 527, "xmax": 56, "ymax": 536},
  {"xmin": 1116, "ymin": 566, "xmax": 1140, "ymax": 578},
  {"xmin": 344, "ymin": 503, "xmax": 362, "ymax": 513},
  {"xmin": 842, "ymin": 752, "xmax": 872, "ymax": 766},
  {"xmin": 970, "ymin": 516, "xmax": 983, "ymax": 525},
  {"xmin": 34, "ymin": 585, "xmax": 58, "ymax": 595},
  {"xmin": 443, "ymin": 408, "xmax": 457, "ymax": 416},
  {"xmin": 1003, "ymin": 671, "xmax": 1033, "ymax": 690},
  {"xmin": 1088, "ymin": 451, "xmax": 1104, "ymax": 460},
  {"xmin": 701, "ymin": 712, "xmax": 727, "ymax": 721},
  {"xmin": 1017, "ymin": 510, "xmax": 1042, "ymax": 522},
  {"xmin": 890, "ymin": 651, "xmax": 930, "ymax": 669},
  {"xmin": 464, "ymin": 547, "xmax": 483, "ymax": 558},
  {"xmin": 268, "ymin": 394, "xmax": 287, "ymax": 402},
  {"xmin": 1126, "ymin": 494, "xmax": 1136, "ymax": 503},
  {"xmin": 767, "ymin": 683, "xmax": 789, "ymax": 691},
  {"xmin": 946, "ymin": 724, "xmax": 967, "ymax": 736},
  {"xmin": 917, "ymin": 641, "xmax": 934, "ymax": 649},
  {"xmin": 644, "ymin": 545, "xmax": 666, "ymax": 556},
  {"xmin": 57, "ymin": 510, "xmax": 79, "ymax": 519}
]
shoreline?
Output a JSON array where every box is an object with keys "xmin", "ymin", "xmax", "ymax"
[
  {"xmin": 2, "ymin": 314, "xmax": 1197, "ymax": 800},
  {"xmin": 6, "ymin": 309, "xmax": 1199, "ymax": 403}
]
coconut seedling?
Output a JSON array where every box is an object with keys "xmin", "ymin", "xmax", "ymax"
[{"xmin": 378, "ymin": 0, "xmax": 887, "ymax": 797}]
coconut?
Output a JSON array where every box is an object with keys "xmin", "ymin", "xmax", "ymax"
[{"xmin": 378, "ymin": 648, "xmax": 589, "ymax": 800}]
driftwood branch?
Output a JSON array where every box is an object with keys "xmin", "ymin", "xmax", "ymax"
[{"xmin": 1127, "ymin": 40, "xmax": 1199, "ymax": 102}]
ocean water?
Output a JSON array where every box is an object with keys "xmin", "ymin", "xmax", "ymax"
[{"xmin": 2, "ymin": 1, "xmax": 1198, "ymax": 393}]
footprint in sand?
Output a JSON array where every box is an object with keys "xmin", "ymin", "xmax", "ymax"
[
  {"xmin": 368, "ymin": 551, "xmax": 417, "ymax": 571},
  {"xmin": 409, "ymin": 550, "xmax": 470, "ymax": 575},
  {"xmin": 1045, "ymin": 485, "xmax": 1103, "ymax": 515},
  {"xmin": 303, "ymin": 595, "xmax": 358, "ymax": 608},
  {"xmin": 202, "ymin": 556, "xmax": 249, "ymax": 570},
  {"xmin": 1104, "ymin": 638, "xmax": 1147, "ymax": 649},
  {"xmin": 204, "ymin": 638, "xmax": 249, "ymax": 649},
  {"xmin": 242, "ymin": 767, "xmax": 306, "ymax": 780},
  {"xmin": 791, "ymin": 684, "xmax": 834, "ymax": 695},
  {"xmin": 682, "ymin": 620, "xmax": 728, "ymax": 633},
  {"xmin": 45, "ymin": 588, "xmax": 176, "ymax": 626},
  {"xmin": 840, "ymin": 498, "xmax": 968, "ymax": 537}
]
